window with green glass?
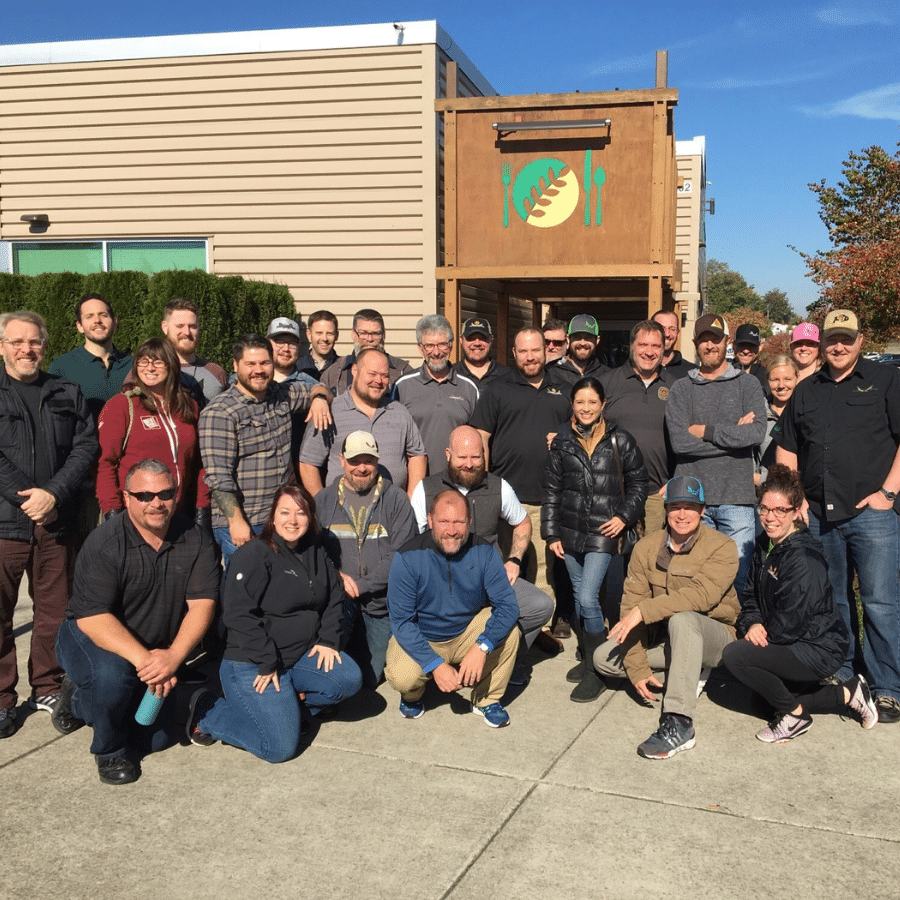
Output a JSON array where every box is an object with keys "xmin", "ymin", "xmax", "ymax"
[
  {"xmin": 107, "ymin": 240, "xmax": 207, "ymax": 274},
  {"xmin": 13, "ymin": 242, "xmax": 103, "ymax": 275},
  {"xmin": 9, "ymin": 239, "xmax": 208, "ymax": 276}
]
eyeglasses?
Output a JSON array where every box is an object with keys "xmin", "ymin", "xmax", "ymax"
[
  {"xmin": 544, "ymin": 339, "xmax": 566, "ymax": 347},
  {"xmin": 270, "ymin": 337, "xmax": 299, "ymax": 347},
  {"xmin": 126, "ymin": 488, "xmax": 177, "ymax": 503},
  {"xmin": 757, "ymin": 504, "xmax": 796, "ymax": 518},
  {"xmin": 2, "ymin": 338, "xmax": 46, "ymax": 351},
  {"xmin": 420, "ymin": 342, "xmax": 450, "ymax": 353},
  {"xmin": 136, "ymin": 358, "xmax": 168, "ymax": 369},
  {"xmin": 354, "ymin": 329, "xmax": 383, "ymax": 340}
]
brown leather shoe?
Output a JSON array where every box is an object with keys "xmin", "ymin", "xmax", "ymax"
[
  {"xmin": 534, "ymin": 630, "xmax": 564, "ymax": 655},
  {"xmin": 552, "ymin": 617, "xmax": 572, "ymax": 639}
]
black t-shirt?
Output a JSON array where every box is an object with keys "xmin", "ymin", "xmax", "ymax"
[
  {"xmin": 67, "ymin": 512, "xmax": 221, "ymax": 648},
  {"xmin": 774, "ymin": 358, "xmax": 900, "ymax": 520},
  {"xmin": 470, "ymin": 368, "xmax": 570, "ymax": 504},
  {"xmin": 8, "ymin": 373, "xmax": 53, "ymax": 487}
]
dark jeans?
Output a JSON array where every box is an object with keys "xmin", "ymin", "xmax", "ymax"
[
  {"xmin": 343, "ymin": 598, "xmax": 393, "ymax": 689},
  {"xmin": 0, "ymin": 526, "xmax": 72, "ymax": 709},
  {"xmin": 55, "ymin": 619, "xmax": 175, "ymax": 759},
  {"xmin": 722, "ymin": 640, "xmax": 844, "ymax": 715}
]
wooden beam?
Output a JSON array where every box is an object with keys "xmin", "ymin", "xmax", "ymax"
[
  {"xmin": 436, "ymin": 264, "xmax": 676, "ymax": 280},
  {"xmin": 648, "ymin": 276, "xmax": 663, "ymax": 316},
  {"xmin": 446, "ymin": 278, "xmax": 460, "ymax": 362},
  {"xmin": 497, "ymin": 291, "xmax": 510, "ymax": 364},
  {"xmin": 435, "ymin": 88, "xmax": 678, "ymax": 112}
]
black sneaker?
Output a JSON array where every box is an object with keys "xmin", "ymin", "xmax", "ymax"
[
  {"xmin": 876, "ymin": 694, "xmax": 900, "ymax": 724},
  {"xmin": 186, "ymin": 689, "xmax": 217, "ymax": 747},
  {"xmin": 0, "ymin": 707, "xmax": 16, "ymax": 739},
  {"xmin": 638, "ymin": 714, "xmax": 696, "ymax": 759},
  {"xmin": 51, "ymin": 676, "xmax": 85, "ymax": 736}
]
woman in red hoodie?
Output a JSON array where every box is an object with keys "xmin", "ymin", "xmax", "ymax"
[{"xmin": 96, "ymin": 338, "xmax": 209, "ymax": 520}]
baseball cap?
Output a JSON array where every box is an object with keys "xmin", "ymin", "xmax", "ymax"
[
  {"xmin": 567, "ymin": 314, "xmax": 599, "ymax": 337},
  {"xmin": 342, "ymin": 430, "xmax": 379, "ymax": 460},
  {"xmin": 734, "ymin": 323, "xmax": 761, "ymax": 347},
  {"xmin": 664, "ymin": 475, "xmax": 705, "ymax": 505},
  {"xmin": 790, "ymin": 322, "xmax": 820, "ymax": 345},
  {"xmin": 266, "ymin": 317, "xmax": 301, "ymax": 341},
  {"xmin": 822, "ymin": 309, "xmax": 859, "ymax": 340},
  {"xmin": 693, "ymin": 314, "xmax": 728, "ymax": 340},
  {"xmin": 462, "ymin": 317, "xmax": 492, "ymax": 339}
]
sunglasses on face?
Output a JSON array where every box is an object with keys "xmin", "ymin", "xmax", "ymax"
[{"xmin": 126, "ymin": 488, "xmax": 177, "ymax": 503}]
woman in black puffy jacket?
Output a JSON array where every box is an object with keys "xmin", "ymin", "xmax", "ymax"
[
  {"xmin": 722, "ymin": 465, "xmax": 877, "ymax": 743},
  {"xmin": 542, "ymin": 376, "xmax": 648, "ymax": 702}
]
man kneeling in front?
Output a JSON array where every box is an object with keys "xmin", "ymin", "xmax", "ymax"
[
  {"xmin": 384, "ymin": 489, "xmax": 520, "ymax": 727},
  {"xmin": 53, "ymin": 459, "xmax": 219, "ymax": 784},
  {"xmin": 593, "ymin": 475, "xmax": 738, "ymax": 758}
]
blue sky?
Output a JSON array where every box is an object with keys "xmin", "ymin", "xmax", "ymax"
[{"xmin": 3, "ymin": 0, "xmax": 899, "ymax": 314}]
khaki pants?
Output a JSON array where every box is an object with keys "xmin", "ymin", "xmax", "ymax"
[
  {"xmin": 642, "ymin": 491, "xmax": 666, "ymax": 537},
  {"xmin": 384, "ymin": 608, "xmax": 520, "ymax": 707},
  {"xmin": 593, "ymin": 611, "xmax": 734, "ymax": 719}
]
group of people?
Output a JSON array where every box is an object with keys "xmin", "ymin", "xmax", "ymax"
[{"xmin": 0, "ymin": 293, "xmax": 895, "ymax": 783}]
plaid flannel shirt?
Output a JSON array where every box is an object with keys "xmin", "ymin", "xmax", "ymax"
[{"xmin": 199, "ymin": 381, "xmax": 317, "ymax": 529}]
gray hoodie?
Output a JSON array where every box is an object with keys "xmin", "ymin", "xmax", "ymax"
[{"xmin": 664, "ymin": 363, "xmax": 766, "ymax": 505}]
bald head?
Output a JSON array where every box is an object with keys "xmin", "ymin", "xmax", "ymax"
[
  {"xmin": 446, "ymin": 425, "xmax": 486, "ymax": 489},
  {"xmin": 428, "ymin": 490, "xmax": 471, "ymax": 557}
]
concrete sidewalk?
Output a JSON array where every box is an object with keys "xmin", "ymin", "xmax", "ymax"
[{"xmin": 3, "ymin": 596, "xmax": 899, "ymax": 900}]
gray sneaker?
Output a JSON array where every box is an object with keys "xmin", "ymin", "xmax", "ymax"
[
  {"xmin": 756, "ymin": 710, "xmax": 812, "ymax": 743},
  {"xmin": 637, "ymin": 714, "xmax": 696, "ymax": 759},
  {"xmin": 845, "ymin": 675, "xmax": 878, "ymax": 729},
  {"xmin": 875, "ymin": 694, "xmax": 900, "ymax": 724}
]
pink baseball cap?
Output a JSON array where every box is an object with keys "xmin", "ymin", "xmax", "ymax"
[{"xmin": 790, "ymin": 322, "xmax": 819, "ymax": 344}]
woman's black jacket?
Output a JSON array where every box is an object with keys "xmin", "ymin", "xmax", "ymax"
[
  {"xmin": 222, "ymin": 533, "xmax": 346, "ymax": 676},
  {"xmin": 541, "ymin": 420, "xmax": 648, "ymax": 555},
  {"xmin": 738, "ymin": 527, "xmax": 849, "ymax": 678}
]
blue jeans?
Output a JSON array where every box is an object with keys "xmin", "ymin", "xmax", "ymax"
[
  {"xmin": 702, "ymin": 504, "xmax": 755, "ymax": 596},
  {"xmin": 808, "ymin": 506, "xmax": 900, "ymax": 699},
  {"xmin": 213, "ymin": 524, "xmax": 264, "ymax": 572},
  {"xmin": 563, "ymin": 551, "xmax": 612, "ymax": 632},
  {"xmin": 343, "ymin": 597, "xmax": 393, "ymax": 689},
  {"xmin": 55, "ymin": 619, "xmax": 176, "ymax": 759},
  {"xmin": 200, "ymin": 652, "xmax": 363, "ymax": 763}
]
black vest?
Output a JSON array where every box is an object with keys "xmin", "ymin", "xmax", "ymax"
[{"xmin": 421, "ymin": 471, "xmax": 504, "ymax": 548}]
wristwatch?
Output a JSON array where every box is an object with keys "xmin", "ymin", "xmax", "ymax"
[
  {"xmin": 476, "ymin": 640, "xmax": 491, "ymax": 653},
  {"xmin": 506, "ymin": 556, "xmax": 522, "ymax": 568},
  {"xmin": 880, "ymin": 487, "xmax": 897, "ymax": 501}
]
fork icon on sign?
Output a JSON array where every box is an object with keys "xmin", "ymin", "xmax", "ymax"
[{"xmin": 501, "ymin": 163, "xmax": 512, "ymax": 228}]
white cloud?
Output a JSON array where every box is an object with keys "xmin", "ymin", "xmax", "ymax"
[
  {"xmin": 815, "ymin": 4, "xmax": 894, "ymax": 26},
  {"xmin": 801, "ymin": 82, "xmax": 900, "ymax": 120},
  {"xmin": 691, "ymin": 72, "xmax": 824, "ymax": 90}
]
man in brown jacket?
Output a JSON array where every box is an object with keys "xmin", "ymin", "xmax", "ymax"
[{"xmin": 593, "ymin": 475, "xmax": 738, "ymax": 759}]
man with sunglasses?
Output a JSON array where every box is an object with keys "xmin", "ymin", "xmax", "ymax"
[
  {"xmin": 53, "ymin": 459, "xmax": 220, "ymax": 784},
  {"xmin": 775, "ymin": 309, "xmax": 900, "ymax": 724},
  {"xmin": 0, "ymin": 310, "xmax": 97, "ymax": 741}
]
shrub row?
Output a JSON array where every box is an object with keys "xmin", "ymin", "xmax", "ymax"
[{"xmin": 0, "ymin": 269, "xmax": 295, "ymax": 366}]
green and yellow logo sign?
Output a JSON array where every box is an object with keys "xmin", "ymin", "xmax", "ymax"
[{"xmin": 501, "ymin": 152, "xmax": 606, "ymax": 229}]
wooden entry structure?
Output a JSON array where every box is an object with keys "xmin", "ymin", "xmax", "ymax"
[{"xmin": 436, "ymin": 62, "xmax": 680, "ymax": 361}]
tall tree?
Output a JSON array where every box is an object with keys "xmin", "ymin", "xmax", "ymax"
[
  {"xmin": 799, "ymin": 143, "xmax": 900, "ymax": 346},
  {"xmin": 705, "ymin": 259, "xmax": 761, "ymax": 314},
  {"xmin": 760, "ymin": 289, "xmax": 794, "ymax": 324}
]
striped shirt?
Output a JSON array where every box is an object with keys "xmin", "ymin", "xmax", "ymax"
[{"xmin": 199, "ymin": 380, "xmax": 319, "ymax": 529}]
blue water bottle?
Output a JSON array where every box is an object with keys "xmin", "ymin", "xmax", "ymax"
[{"xmin": 135, "ymin": 686, "xmax": 164, "ymax": 725}]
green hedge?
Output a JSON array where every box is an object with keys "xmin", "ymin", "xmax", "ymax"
[{"xmin": 0, "ymin": 269, "xmax": 295, "ymax": 367}]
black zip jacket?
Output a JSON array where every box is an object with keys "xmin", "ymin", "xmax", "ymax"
[
  {"xmin": 542, "ymin": 421, "xmax": 648, "ymax": 554},
  {"xmin": 222, "ymin": 533, "xmax": 346, "ymax": 676},
  {"xmin": 0, "ymin": 368, "xmax": 97, "ymax": 540},
  {"xmin": 738, "ymin": 527, "xmax": 849, "ymax": 678}
]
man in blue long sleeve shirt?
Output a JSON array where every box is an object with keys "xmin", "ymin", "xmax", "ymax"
[{"xmin": 385, "ymin": 490, "xmax": 520, "ymax": 727}]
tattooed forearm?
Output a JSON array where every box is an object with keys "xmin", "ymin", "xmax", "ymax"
[{"xmin": 212, "ymin": 490, "xmax": 240, "ymax": 519}]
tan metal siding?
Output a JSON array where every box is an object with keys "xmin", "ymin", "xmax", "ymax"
[{"xmin": 0, "ymin": 44, "xmax": 447, "ymax": 360}]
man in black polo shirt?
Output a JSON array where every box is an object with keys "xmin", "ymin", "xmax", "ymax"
[
  {"xmin": 775, "ymin": 309, "xmax": 900, "ymax": 724},
  {"xmin": 451, "ymin": 317, "xmax": 511, "ymax": 388},
  {"xmin": 651, "ymin": 310, "xmax": 693, "ymax": 381},
  {"xmin": 733, "ymin": 323, "xmax": 768, "ymax": 391},
  {"xmin": 551, "ymin": 314, "xmax": 609, "ymax": 387},
  {"xmin": 472, "ymin": 326, "xmax": 570, "ymax": 605},
  {"xmin": 601, "ymin": 319, "xmax": 674, "ymax": 535},
  {"xmin": 53, "ymin": 459, "xmax": 220, "ymax": 784}
]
